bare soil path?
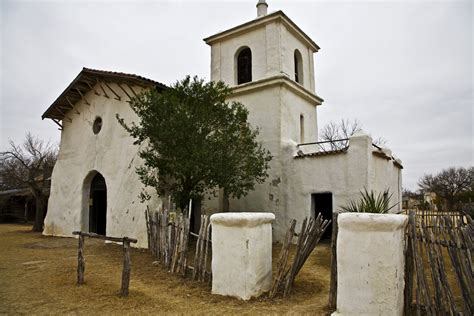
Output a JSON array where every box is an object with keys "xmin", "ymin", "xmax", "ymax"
[{"xmin": 0, "ymin": 223, "xmax": 331, "ymax": 315}]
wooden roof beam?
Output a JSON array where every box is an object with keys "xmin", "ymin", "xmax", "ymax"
[
  {"xmin": 102, "ymin": 81, "xmax": 121, "ymax": 101},
  {"xmin": 117, "ymin": 83, "xmax": 132, "ymax": 101},
  {"xmin": 52, "ymin": 119, "xmax": 63, "ymax": 129},
  {"xmin": 55, "ymin": 106, "xmax": 67, "ymax": 117},
  {"xmin": 126, "ymin": 83, "xmax": 138, "ymax": 97},
  {"xmin": 65, "ymin": 96, "xmax": 76, "ymax": 109},
  {"xmin": 75, "ymin": 87, "xmax": 90, "ymax": 105},
  {"xmin": 84, "ymin": 80, "xmax": 101, "ymax": 96},
  {"xmin": 95, "ymin": 78, "xmax": 110, "ymax": 99}
]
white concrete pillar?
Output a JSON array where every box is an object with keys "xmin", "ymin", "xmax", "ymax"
[
  {"xmin": 334, "ymin": 213, "xmax": 408, "ymax": 316},
  {"xmin": 210, "ymin": 212, "xmax": 275, "ymax": 300}
]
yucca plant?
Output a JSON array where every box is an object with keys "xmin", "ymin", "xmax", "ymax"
[{"xmin": 341, "ymin": 189, "xmax": 396, "ymax": 214}]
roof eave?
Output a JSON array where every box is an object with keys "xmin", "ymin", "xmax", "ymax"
[{"xmin": 42, "ymin": 68, "xmax": 168, "ymax": 120}]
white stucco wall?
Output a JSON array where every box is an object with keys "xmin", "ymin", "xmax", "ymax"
[
  {"xmin": 369, "ymin": 148, "xmax": 403, "ymax": 212},
  {"xmin": 211, "ymin": 212, "xmax": 274, "ymax": 300},
  {"xmin": 209, "ymin": 17, "xmax": 316, "ymax": 93},
  {"xmin": 210, "ymin": 26, "xmax": 269, "ymax": 85},
  {"xmin": 334, "ymin": 213, "xmax": 408, "ymax": 316},
  {"xmin": 43, "ymin": 83, "xmax": 160, "ymax": 248},
  {"xmin": 210, "ymin": 131, "xmax": 403, "ymax": 241},
  {"xmin": 205, "ymin": 12, "xmax": 402, "ymax": 241},
  {"xmin": 280, "ymin": 85, "xmax": 318, "ymax": 144},
  {"xmin": 279, "ymin": 23, "xmax": 315, "ymax": 92},
  {"xmin": 285, "ymin": 133, "xmax": 403, "ymax": 234}
]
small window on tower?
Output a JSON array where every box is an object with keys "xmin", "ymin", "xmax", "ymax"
[
  {"xmin": 300, "ymin": 114, "xmax": 305, "ymax": 143},
  {"xmin": 237, "ymin": 47, "xmax": 252, "ymax": 84},
  {"xmin": 294, "ymin": 49, "xmax": 303, "ymax": 84}
]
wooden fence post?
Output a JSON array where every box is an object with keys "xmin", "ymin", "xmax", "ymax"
[
  {"xmin": 328, "ymin": 212, "xmax": 339, "ymax": 310},
  {"xmin": 404, "ymin": 216, "xmax": 414, "ymax": 315},
  {"xmin": 77, "ymin": 233, "xmax": 85, "ymax": 285},
  {"xmin": 120, "ymin": 239, "xmax": 132, "ymax": 297}
]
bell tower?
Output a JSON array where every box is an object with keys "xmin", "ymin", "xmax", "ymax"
[
  {"xmin": 204, "ymin": 0, "xmax": 323, "ymax": 144},
  {"xmin": 203, "ymin": 1, "xmax": 324, "ymax": 233}
]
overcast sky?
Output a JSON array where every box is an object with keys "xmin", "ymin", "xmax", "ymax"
[{"xmin": 1, "ymin": 0, "xmax": 472, "ymax": 190}]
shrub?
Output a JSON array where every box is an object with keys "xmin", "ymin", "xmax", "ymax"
[{"xmin": 340, "ymin": 189, "xmax": 396, "ymax": 214}]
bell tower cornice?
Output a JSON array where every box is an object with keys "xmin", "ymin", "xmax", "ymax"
[
  {"xmin": 230, "ymin": 74, "xmax": 323, "ymax": 107},
  {"xmin": 203, "ymin": 10, "xmax": 320, "ymax": 53}
]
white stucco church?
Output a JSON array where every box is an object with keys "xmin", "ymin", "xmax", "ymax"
[{"xmin": 42, "ymin": 1, "xmax": 402, "ymax": 247}]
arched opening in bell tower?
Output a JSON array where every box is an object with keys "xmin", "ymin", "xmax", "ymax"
[
  {"xmin": 236, "ymin": 47, "xmax": 252, "ymax": 84},
  {"xmin": 294, "ymin": 49, "xmax": 303, "ymax": 84}
]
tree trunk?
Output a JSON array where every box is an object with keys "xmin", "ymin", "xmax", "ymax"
[
  {"xmin": 222, "ymin": 189, "xmax": 229, "ymax": 212},
  {"xmin": 32, "ymin": 194, "xmax": 46, "ymax": 232}
]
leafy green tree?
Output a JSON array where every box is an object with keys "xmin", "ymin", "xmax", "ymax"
[
  {"xmin": 418, "ymin": 166, "xmax": 474, "ymax": 210},
  {"xmin": 117, "ymin": 76, "xmax": 272, "ymax": 210}
]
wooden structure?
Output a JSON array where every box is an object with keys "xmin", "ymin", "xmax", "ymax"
[
  {"xmin": 270, "ymin": 213, "xmax": 331, "ymax": 298},
  {"xmin": 404, "ymin": 210, "xmax": 473, "ymax": 315},
  {"xmin": 404, "ymin": 209, "xmax": 466, "ymax": 228},
  {"xmin": 72, "ymin": 231, "xmax": 137, "ymax": 297},
  {"xmin": 42, "ymin": 68, "xmax": 167, "ymax": 128},
  {"xmin": 145, "ymin": 206, "xmax": 211, "ymax": 283},
  {"xmin": 0, "ymin": 188, "xmax": 48, "ymax": 223},
  {"xmin": 328, "ymin": 212, "xmax": 339, "ymax": 310}
]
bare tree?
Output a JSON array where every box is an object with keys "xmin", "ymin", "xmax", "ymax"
[
  {"xmin": 418, "ymin": 166, "xmax": 474, "ymax": 210},
  {"xmin": 0, "ymin": 133, "xmax": 57, "ymax": 231},
  {"xmin": 319, "ymin": 119, "xmax": 386, "ymax": 150}
]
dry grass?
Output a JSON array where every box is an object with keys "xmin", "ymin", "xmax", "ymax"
[{"xmin": 0, "ymin": 223, "xmax": 332, "ymax": 315}]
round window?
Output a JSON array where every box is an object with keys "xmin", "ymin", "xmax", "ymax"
[{"xmin": 93, "ymin": 117, "xmax": 102, "ymax": 134}]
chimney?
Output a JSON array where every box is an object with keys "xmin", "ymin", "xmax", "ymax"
[{"xmin": 256, "ymin": 0, "xmax": 268, "ymax": 17}]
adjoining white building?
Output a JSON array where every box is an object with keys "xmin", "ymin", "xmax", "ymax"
[{"xmin": 43, "ymin": 1, "xmax": 402, "ymax": 246}]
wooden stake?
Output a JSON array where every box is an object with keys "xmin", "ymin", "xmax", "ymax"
[
  {"xmin": 201, "ymin": 216, "xmax": 211, "ymax": 281},
  {"xmin": 328, "ymin": 212, "xmax": 339, "ymax": 310},
  {"xmin": 120, "ymin": 240, "xmax": 131, "ymax": 297},
  {"xmin": 269, "ymin": 219, "xmax": 296, "ymax": 298},
  {"xmin": 404, "ymin": 218, "xmax": 414, "ymax": 315},
  {"xmin": 77, "ymin": 233, "xmax": 85, "ymax": 285}
]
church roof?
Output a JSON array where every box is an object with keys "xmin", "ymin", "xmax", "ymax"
[
  {"xmin": 203, "ymin": 10, "xmax": 320, "ymax": 52},
  {"xmin": 42, "ymin": 67, "xmax": 167, "ymax": 121},
  {"xmin": 294, "ymin": 147, "xmax": 349, "ymax": 159}
]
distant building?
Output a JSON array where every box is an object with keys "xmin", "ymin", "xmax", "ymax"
[
  {"xmin": 0, "ymin": 187, "xmax": 49, "ymax": 223},
  {"xmin": 424, "ymin": 192, "xmax": 443, "ymax": 211},
  {"xmin": 42, "ymin": 1, "xmax": 402, "ymax": 246}
]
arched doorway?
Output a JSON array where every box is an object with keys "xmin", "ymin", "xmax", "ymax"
[{"xmin": 89, "ymin": 172, "xmax": 107, "ymax": 235}]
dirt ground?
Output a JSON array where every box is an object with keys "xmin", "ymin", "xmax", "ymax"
[{"xmin": 0, "ymin": 223, "xmax": 332, "ymax": 315}]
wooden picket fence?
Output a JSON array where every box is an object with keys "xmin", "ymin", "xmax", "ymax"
[
  {"xmin": 269, "ymin": 213, "xmax": 331, "ymax": 298},
  {"xmin": 405, "ymin": 210, "xmax": 473, "ymax": 315},
  {"xmin": 145, "ymin": 206, "xmax": 211, "ymax": 282},
  {"xmin": 404, "ymin": 209, "xmax": 467, "ymax": 228}
]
